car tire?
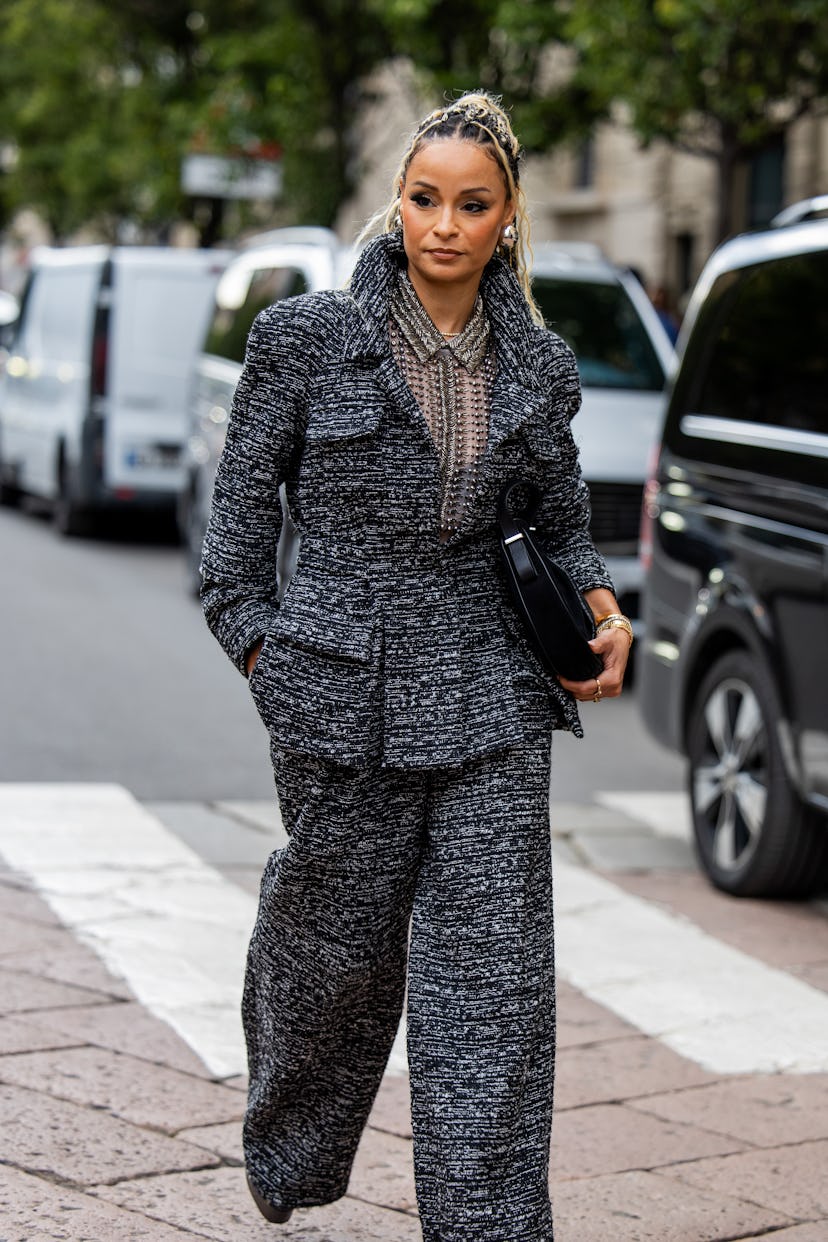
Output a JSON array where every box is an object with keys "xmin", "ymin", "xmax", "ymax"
[
  {"xmin": 687, "ymin": 649, "xmax": 828, "ymax": 898},
  {"xmin": 0, "ymin": 447, "xmax": 21, "ymax": 507},
  {"xmin": 54, "ymin": 462, "xmax": 91, "ymax": 538}
]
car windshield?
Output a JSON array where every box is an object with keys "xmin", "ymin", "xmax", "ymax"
[
  {"xmin": 532, "ymin": 276, "xmax": 665, "ymax": 391},
  {"xmin": 205, "ymin": 265, "xmax": 309, "ymax": 364}
]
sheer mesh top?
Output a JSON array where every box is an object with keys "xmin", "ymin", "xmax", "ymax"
[{"xmin": 389, "ymin": 271, "xmax": 494, "ymax": 539}]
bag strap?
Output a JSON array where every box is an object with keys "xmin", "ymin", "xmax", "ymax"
[{"xmin": 497, "ymin": 479, "xmax": 541, "ymax": 584}]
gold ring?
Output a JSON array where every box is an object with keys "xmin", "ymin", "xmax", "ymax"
[{"xmin": 592, "ymin": 677, "xmax": 602, "ymax": 703}]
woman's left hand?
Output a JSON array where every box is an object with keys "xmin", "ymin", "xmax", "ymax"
[{"xmin": 558, "ymin": 626, "xmax": 631, "ymax": 704}]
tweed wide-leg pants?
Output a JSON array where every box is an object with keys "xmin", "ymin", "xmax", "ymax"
[{"xmin": 242, "ymin": 708, "xmax": 556, "ymax": 1242}]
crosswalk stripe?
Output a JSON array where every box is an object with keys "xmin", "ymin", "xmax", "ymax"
[
  {"xmin": 2, "ymin": 784, "xmax": 828, "ymax": 1079},
  {"xmin": 0, "ymin": 783, "xmax": 252, "ymax": 1078},
  {"xmin": 555, "ymin": 861, "xmax": 828, "ymax": 1074}
]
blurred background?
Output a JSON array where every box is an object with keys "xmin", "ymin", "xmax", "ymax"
[{"xmin": 2, "ymin": 0, "xmax": 827, "ymax": 292}]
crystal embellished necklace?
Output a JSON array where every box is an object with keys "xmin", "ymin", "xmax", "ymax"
[{"xmin": 389, "ymin": 272, "xmax": 495, "ymax": 538}]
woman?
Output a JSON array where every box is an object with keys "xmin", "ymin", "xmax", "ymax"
[{"xmin": 201, "ymin": 92, "xmax": 632, "ymax": 1242}]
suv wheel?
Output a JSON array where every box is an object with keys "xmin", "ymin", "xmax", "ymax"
[
  {"xmin": 688, "ymin": 650, "xmax": 828, "ymax": 898},
  {"xmin": 0, "ymin": 447, "xmax": 21, "ymax": 508},
  {"xmin": 54, "ymin": 462, "xmax": 91, "ymax": 537}
]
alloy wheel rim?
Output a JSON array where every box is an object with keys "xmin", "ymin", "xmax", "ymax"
[{"xmin": 693, "ymin": 676, "xmax": 768, "ymax": 873}]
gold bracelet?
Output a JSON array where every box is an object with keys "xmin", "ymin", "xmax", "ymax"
[{"xmin": 595, "ymin": 615, "xmax": 634, "ymax": 645}]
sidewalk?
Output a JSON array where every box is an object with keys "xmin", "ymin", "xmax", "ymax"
[{"xmin": 2, "ymin": 812, "xmax": 828, "ymax": 1240}]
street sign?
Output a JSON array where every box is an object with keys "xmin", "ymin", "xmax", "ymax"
[{"xmin": 181, "ymin": 153, "xmax": 282, "ymax": 200}]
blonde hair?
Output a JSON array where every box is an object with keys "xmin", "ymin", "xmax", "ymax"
[{"xmin": 360, "ymin": 91, "xmax": 543, "ymax": 327}]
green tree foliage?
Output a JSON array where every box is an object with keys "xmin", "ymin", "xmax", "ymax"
[
  {"xmin": 567, "ymin": 0, "xmax": 828, "ymax": 240},
  {"xmin": 0, "ymin": 0, "xmax": 200, "ymax": 239}
]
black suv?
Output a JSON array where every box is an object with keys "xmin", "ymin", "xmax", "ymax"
[{"xmin": 639, "ymin": 210, "xmax": 828, "ymax": 898}]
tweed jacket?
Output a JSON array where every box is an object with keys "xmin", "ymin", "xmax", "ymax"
[{"xmin": 201, "ymin": 232, "xmax": 614, "ymax": 768}]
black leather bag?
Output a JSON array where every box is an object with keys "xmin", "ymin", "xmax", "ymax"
[{"xmin": 497, "ymin": 479, "xmax": 603, "ymax": 682}]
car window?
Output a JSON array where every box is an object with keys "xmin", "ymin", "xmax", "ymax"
[
  {"xmin": 205, "ymin": 265, "xmax": 309, "ymax": 364},
  {"xmin": 532, "ymin": 276, "xmax": 665, "ymax": 391},
  {"xmin": 15, "ymin": 266, "xmax": 99, "ymax": 364},
  {"xmin": 692, "ymin": 252, "xmax": 828, "ymax": 435}
]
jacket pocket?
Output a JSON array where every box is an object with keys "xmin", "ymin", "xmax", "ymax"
[
  {"xmin": 304, "ymin": 400, "xmax": 383, "ymax": 444},
  {"xmin": 248, "ymin": 558, "xmax": 380, "ymax": 764}
]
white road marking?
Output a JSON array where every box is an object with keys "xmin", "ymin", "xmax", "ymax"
[
  {"xmin": 554, "ymin": 861, "xmax": 828, "ymax": 1074},
  {"xmin": 0, "ymin": 784, "xmax": 409, "ymax": 1079},
  {"xmin": 2, "ymin": 785, "xmax": 827, "ymax": 1078},
  {"xmin": 0, "ymin": 784, "xmax": 252, "ymax": 1077}
]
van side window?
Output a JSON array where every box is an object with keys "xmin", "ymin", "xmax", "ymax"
[
  {"xmin": 206, "ymin": 266, "xmax": 309, "ymax": 364},
  {"xmin": 18, "ymin": 268, "xmax": 99, "ymax": 366},
  {"xmin": 695, "ymin": 252, "xmax": 828, "ymax": 435}
]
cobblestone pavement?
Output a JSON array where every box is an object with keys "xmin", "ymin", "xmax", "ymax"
[{"xmin": 1, "ymin": 788, "xmax": 828, "ymax": 1241}]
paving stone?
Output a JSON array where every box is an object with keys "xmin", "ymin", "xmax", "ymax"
[
  {"xmin": 550, "ymin": 838, "xmax": 583, "ymax": 867},
  {"xmin": 660, "ymin": 1139, "xmax": 828, "ymax": 1218},
  {"xmin": 612, "ymin": 871, "xmax": 828, "ymax": 970},
  {"xmin": 96, "ymin": 1166, "xmax": 422, "ymax": 1240},
  {"xmin": 575, "ymin": 831, "xmax": 696, "ymax": 872},
  {"xmin": 0, "ymin": 1014, "xmax": 83, "ymax": 1055},
  {"xmin": 367, "ymin": 1072, "xmax": 412, "ymax": 1139},
  {"xmin": 27, "ymin": 1001, "xmax": 213, "ymax": 1078},
  {"xmin": 792, "ymin": 961, "xmax": 828, "ymax": 994},
  {"xmin": 216, "ymin": 865, "xmax": 263, "ymax": 896},
  {"xmin": 0, "ymin": 964, "xmax": 114, "ymax": 1013},
  {"xmin": 0, "ymin": 883, "xmax": 63, "ymax": 926},
  {"xmin": 0, "ymin": 1046, "xmax": 244, "ymax": 1132},
  {"xmin": 214, "ymin": 800, "xmax": 285, "ymax": 839},
  {"xmin": 0, "ymin": 1165, "xmax": 199, "ymax": 1242},
  {"xmin": 349, "ymin": 1126, "xmax": 416, "ymax": 1213},
  {"xmin": 556, "ymin": 984, "xmax": 637, "ymax": 1049},
  {"xmin": 551, "ymin": 1168, "xmax": 792, "ymax": 1241},
  {"xmin": 5, "ymin": 943, "xmax": 133, "ymax": 998},
  {"xmin": 551, "ymin": 1102, "xmax": 744, "ymax": 1179},
  {"xmin": 629, "ymin": 1074, "xmax": 828, "ymax": 1147},
  {"xmin": 221, "ymin": 1073, "xmax": 248, "ymax": 1092},
  {"xmin": 738, "ymin": 1226, "xmax": 828, "ymax": 1241},
  {"xmin": 555, "ymin": 1034, "xmax": 716, "ymax": 1110},
  {"xmin": 0, "ymin": 1083, "xmax": 221, "ymax": 1186},
  {"xmin": 147, "ymin": 803, "xmax": 275, "ymax": 867},
  {"xmin": 550, "ymin": 802, "xmax": 643, "ymax": 834},
  {"xmin": 177, "ymin": 1120, "xmax": 243, "ymax": 1163},
  {"xmin": 0, "ymin": 912, "xmax": 79, "ymax": 959}
]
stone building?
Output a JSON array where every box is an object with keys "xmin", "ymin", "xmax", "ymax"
[{"xmin": 338, "ymin": 70, "xmax": 828, "ymax": 309}]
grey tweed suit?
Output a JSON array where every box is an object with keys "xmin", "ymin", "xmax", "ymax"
[{"xmin": 201, "ymin": 232, "xmax": 613, "ymax": 1241}]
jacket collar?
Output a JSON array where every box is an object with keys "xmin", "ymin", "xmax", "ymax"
[{"xmin": 343, "ymin": 232, "xmax": 541, "ymax": 386}]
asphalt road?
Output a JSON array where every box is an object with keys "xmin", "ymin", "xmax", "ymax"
[{"xmin": 0, "ymin": 503, "xmax": 685, "ymax": 802}]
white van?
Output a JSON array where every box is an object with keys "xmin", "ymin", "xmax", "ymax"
[{"xmin": 0, "ymin": 245, "xmax": 230, "ymax": 534}]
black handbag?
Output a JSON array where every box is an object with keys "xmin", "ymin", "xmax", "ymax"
[{"xmin": 497, "ymin": 479, "xmax": 603, "ymax": 682}]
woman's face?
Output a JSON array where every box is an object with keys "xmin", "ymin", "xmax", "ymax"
[{"xmin": 399, "ymin": 137, "xmax": 515, "ymax": 294}]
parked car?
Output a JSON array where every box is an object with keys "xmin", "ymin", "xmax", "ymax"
[
  {"xmin": 179, "ymin": 228, "xmax": 354, "ymax": 591},
  {"xmin": 0, "ymin": 289, "xmax": 18, "ymax": 334},
  {"xmin": 530, "ymin": 243, "xmax": 675, "ymax": 629},
  {"xmin": 0, "ymin": 245, "xmax": 231, "ymax": 534},
  {"xmin": 182, "ymin": 235, "xmax": 674, "ymax": 602},
  {"xmin": 639, "ymin": 211, "xmax": 828, "ymax": 898}
]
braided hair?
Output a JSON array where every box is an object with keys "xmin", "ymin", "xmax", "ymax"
[{"xmin": 361, "ymin": 91, "xmax": 542, "ymax": 327}]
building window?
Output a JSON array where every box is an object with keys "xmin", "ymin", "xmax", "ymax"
[
  {"xmin": 574, "ymin": 136, "xmax": 595, "ymax": 189},
  {"xmin": 748, "ymin": 138, "xmax": 785, "ymax": 229}
]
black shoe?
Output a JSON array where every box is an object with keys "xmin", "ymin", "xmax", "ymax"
[{"xmin": 246, "ymin": 1172, "xmax": 293, "ymax": 1224}]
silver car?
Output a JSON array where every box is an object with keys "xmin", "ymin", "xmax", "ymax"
[{"xmin": 182, "ymin": 234, "xmax": 674, "ymax": 615}]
